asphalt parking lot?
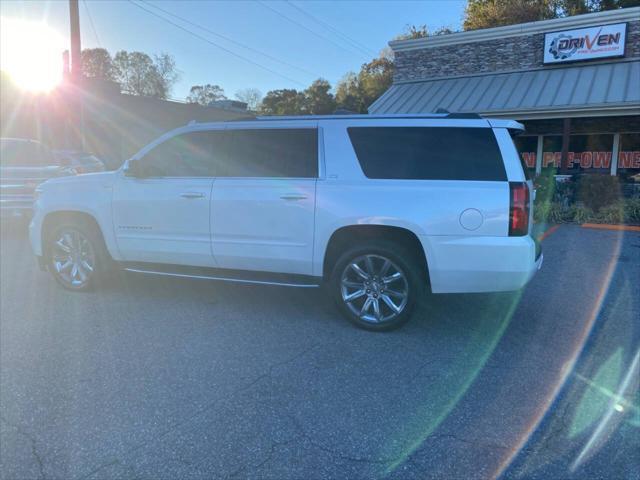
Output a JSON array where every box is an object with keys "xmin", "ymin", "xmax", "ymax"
[{"xmin": 1, "ymin": 222, "xmax": 638, "ymax": 480}]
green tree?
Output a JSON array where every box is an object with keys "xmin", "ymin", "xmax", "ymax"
[
  {"xmin": 302, "ymin": 79, "xmax": 336, "ymax": 115},
  {"xmin": 335, "ymin": 72, "xmax": 364, "ymax": 113},
  {"xmin": 259, "ymin": 89, "xmax": 305, "ymax": 115},
  {"xmin": 357, "ymin": 57, "xmax": 394, "ymax": 111},
  {"xmin": 463, "ymin": 0, "xmax": 639, "ymax": 30},
  {"xmin": 333, "ymin": 56, "xmax": 394, "ymax": 114},
  {"xmin": 81, "ymin": 48, "xmax": 115, "ymax": 81},
  {"xmin": 463, "ymin": 0, "xmax": 556, "ymax": 30},
  {"xmin": 186, "ymin": 84, "xmax": 227, "ymax": 105},
  {"xmin": 396, "ymin": 24, "xmax": 429, "ymax": 40},
  {"xmin": 112, "ymin": 50, "xmax": 179, "ymax": 99}
]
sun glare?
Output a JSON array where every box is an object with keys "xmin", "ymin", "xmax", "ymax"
[{"xmin": 0, "ymin": 18, "xmax": 64, "ymax": 92}]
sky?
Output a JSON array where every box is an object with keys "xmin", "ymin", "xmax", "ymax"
[{"xmin": 0, "ymin": 0, "xmax": 466, "ymax": 100}]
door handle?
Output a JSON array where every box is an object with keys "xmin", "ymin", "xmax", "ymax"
[
  {"xmin": 280, "ymin": 194, "xmax": 307, "ymax": 201},
  {"xmin": 180, "ymin": 192, "xmax": 205, "ymax": 199}
]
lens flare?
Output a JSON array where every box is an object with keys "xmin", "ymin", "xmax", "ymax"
[{"xmin": 0, "ymin": 18, "xmax": 64, "ymax": 92}]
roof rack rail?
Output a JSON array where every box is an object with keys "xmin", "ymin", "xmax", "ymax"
[
  {"xmin": 252, "ymin": 112, "xmax": 484, "ymax": 121},
  {"xmin": 445, "ymin": 113, "xmax": 482, "ymax": 119}
]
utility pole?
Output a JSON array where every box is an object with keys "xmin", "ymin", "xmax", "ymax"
[
  {"xmin": 69, "ymin": 0, "xmax": 82, "ymax": 83},
  {"xmin": 68, "ymin": 0, "xmax": 84, "ymax": 149}
]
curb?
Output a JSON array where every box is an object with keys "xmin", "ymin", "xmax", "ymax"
[
  {"xmin": 537, "ymin": 225, "xmax": 560, "ymax": 241},
  {"xmin": 581, "ymin": 223, "xmax": 640, "ymax": 232}
]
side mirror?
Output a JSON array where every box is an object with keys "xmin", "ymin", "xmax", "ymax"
[{"xmin": 124, "ymin": 159, "xmax": 144, "ymax": 178}]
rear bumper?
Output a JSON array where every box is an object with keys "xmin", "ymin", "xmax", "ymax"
[{"xmin": 420, "ymin": 234, "xmax": 542, "ymax": 294}]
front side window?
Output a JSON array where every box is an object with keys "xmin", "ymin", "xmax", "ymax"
[
  {"xmin": 140, "ymin": 131, "xmax": 218, "ymax": 177},
  {"xmin": 347, "ymin": 127, "xmax": 506, "ymax": 181},
  {"xmin": 220, "ymin": 128, "xmax": 318, "ymax": 178}
]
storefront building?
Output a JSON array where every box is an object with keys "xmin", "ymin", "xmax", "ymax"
[{"xmin": 370, "ymin": 7, "xmax": 640, "ymax": 184}]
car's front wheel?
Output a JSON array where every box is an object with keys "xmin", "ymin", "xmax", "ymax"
[
  {"xmin": 47, "ymin": 223, "xmax": 103, "ymax": 291},
  {"xmin": 330, "ymin": 241, "xmax": 422, "ymax": 331}
]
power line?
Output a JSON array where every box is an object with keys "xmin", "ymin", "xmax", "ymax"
[
  {"xmin": 285, "ymin": 1, "xmax": 376, "ymax": 57},
  {"xmin": 127, "ymin": 0, "xmax": 307, "ymax": 87},
  {"xmin": 83, "ymin": 0, "xmax": 102, "ymax": 48},
  {"xmin": 257, "ymin": 1, "xmax": 369, "ymax": 59},
  {"xmin": 139, "ymin": 0, "xmax": 322, "ymax": 79}
]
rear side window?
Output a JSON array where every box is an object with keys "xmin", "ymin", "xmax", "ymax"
[
  {"xmin": 221, "ymin": 128, "xmax": 318, "ymax": 178},
  {"xmin": 347, "ymin": 127, "xmax": 506, "ymax": 181}
]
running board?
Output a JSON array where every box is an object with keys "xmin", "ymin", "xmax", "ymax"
[{"xmin": 122, "ymin": 264, "xmax": 321, "ymax": 288}]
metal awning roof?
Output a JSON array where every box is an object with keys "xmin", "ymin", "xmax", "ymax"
[{"xmin": 369, "ymin": 60, "xmax": 640, "ymax": 119}]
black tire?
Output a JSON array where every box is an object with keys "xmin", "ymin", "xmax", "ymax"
[
  {"xmin": 45, "ymin": 219, "xmax": 109, "ymax": 291},
  {"xmin": 329, "ymin": 240, "xmax": 424, "ymax": 331}
]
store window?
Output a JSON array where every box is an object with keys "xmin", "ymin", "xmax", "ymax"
[
  {"xmin": 513, "ymin": 136, "xmax": 537, "ymax": 177},
  {"xmin": 617, "ymin": 133, "xmax": 640, "ymax": 183},
  {"xmin": 541, "ymin": 134, "xmax": 614, "ymax": 175},
  {"xmin": 541, "ymin": 136, "xmax": 562, "ymax": 173},
  {"xmin": 567, "ymin": 134, "xmax": 613, "ymax": 175}
]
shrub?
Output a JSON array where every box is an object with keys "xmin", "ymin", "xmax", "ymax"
[
  {"xmin": 534, "ymin": 171, "xmax": 557, "ymax": 205},
  {"xmin": 595, "ymin": 204, "xmax": 624, "ymax": 224},
  {"xmin": 623, "ymin": 199, "xmax": 640, "ymax": 224},
  {"xmin": 532, "ymin": 199, "xmax": 639, "ymax": 225},
  {"xmin": 575, "ymin": 175, "xmax": 622, "ymax": 212},
  {"xmin": 572, "ymin": 206, "xmax": 594, "ymax": 224}
]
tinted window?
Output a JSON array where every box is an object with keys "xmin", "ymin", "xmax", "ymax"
[
  {"xmin": 347, "ymin": 127, "xmax": 506, "ymax": 181},
  {"xmin": 141, "ymin": 131, "xmax": 220, "ymax": 177},
  {"xmin": 220, "ymin": 129, "xmax": 317, "ymax": 178},
  {"xmin": 0, "ymin": 141, "xmax": 53, "ymax": 167}
]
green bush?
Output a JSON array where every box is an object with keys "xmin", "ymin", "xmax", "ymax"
[
  {"xmin": 623, "ymin": 199, "xmax": 640, "ymax": 224},
  {"xmin": 595, "ymin": 203, "xmax": 624, "ymax": 224},
  {"xmin": 534, "ymin": 171, "xmax": 557, "ymax": 205},
  {"xmin": 575, "ymin": 175, "xmax": 622, "ymax": 212},
  {"xmin": 572, "ymin": 206, "xmax": 594, "ymax": 224},
  {"xmin": 532, "ymin": 199, "xmax": 639, "ymax": 225}
]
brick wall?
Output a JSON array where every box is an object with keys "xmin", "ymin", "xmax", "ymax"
[{"xmin": 393, "ymin": 19, "xmax": 640, "ymax": 82}]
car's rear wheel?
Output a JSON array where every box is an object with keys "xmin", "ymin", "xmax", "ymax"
[
  {"xmin": 47, "ymin": 223, "xmax": 104, "ymax": 291},
  {"xmin": 330, "ymin": 241, "xmax": 422, "ymax": 331}
]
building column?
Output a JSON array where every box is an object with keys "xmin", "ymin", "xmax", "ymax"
[
  {"xmin": 536, "ymin": 134, "xmax": 543, "ymax": 175},
  {"xmin": 560, "ymin": 118, "xmax": 571, "ymax": 172},
  {"xmin": 611, "ymin": 133, "xmax": 620, "ymax": 176}
]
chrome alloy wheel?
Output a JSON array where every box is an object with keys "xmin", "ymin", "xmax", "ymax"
[
  {"xmin": 340, "ymin": 254, "xmax": 409, "ymax": 324},
  {"xmin": 51, "ymin": 229, "xmax": 96, "ymax": 288}
]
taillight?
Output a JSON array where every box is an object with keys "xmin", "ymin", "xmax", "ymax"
[{"xmin": 509, "ymin": 182, "xmax": 530, "ymax": 236}]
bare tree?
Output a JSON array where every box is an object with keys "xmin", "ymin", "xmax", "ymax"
[{"xmin": 235, "ymin": 88, "xmax": 263, "ymax": 111}]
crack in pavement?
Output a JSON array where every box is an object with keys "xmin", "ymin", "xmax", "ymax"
[
  {"xmin": 78, "ymin": 343, "xmax": 322, "ymax": 480},
  {"xmin": 286, "ymin": 412, "xmax": 405, "ymax": 466},
  {"xmin": 226, "ymin": 435, "xmax": 303, "ymax": 480},
  {"xmin": 1, "ymin": 415, "xmax": 46, "ymax": 480}
]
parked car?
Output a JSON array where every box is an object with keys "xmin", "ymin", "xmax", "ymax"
[
  {"xmin": 0, "ymin": 138, "xmax": 79, "ymax": 219},
  {"xmin": 52, "ymin": 149, "xmax": 106, "ymax": 174},
  {"xmin": 29, "ymin": 113, "xmax": 542, "ymax": 330}
]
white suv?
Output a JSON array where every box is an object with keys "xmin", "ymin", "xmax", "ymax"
[{"xmin": 29, "ymin": 114, "xmax": 542, "ymax": 331}]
